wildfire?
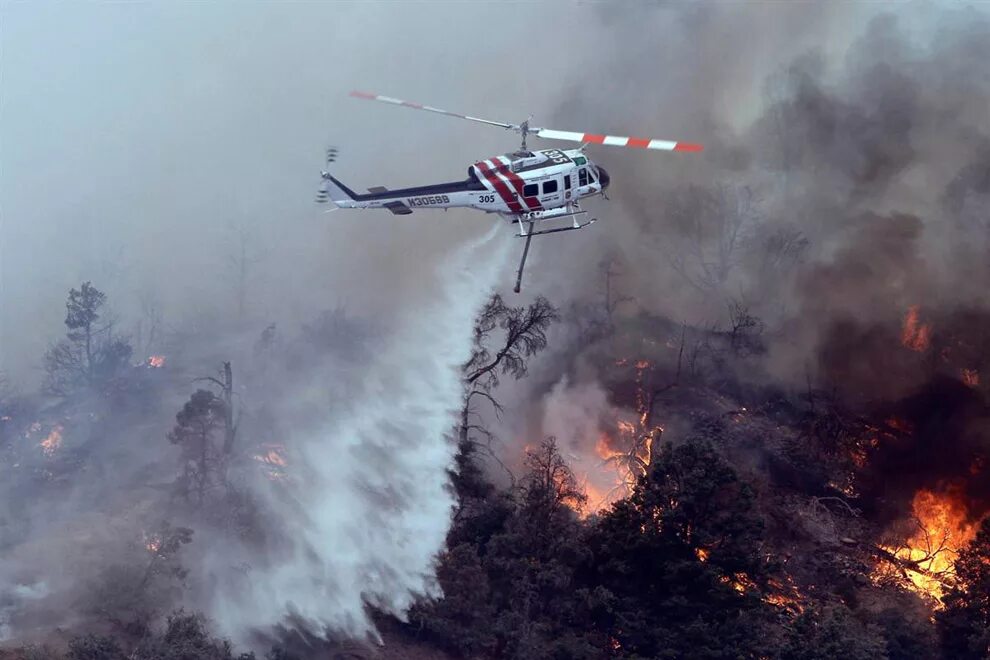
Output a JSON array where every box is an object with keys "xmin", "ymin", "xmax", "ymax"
[
  {"xmin": 147, "ymin": 355, "xmax": 166, "ymax": 368},
  {"xmin": 143, "ymin": 532, "xmax": 161, "ymax": 554},
  {"xmin": 39, "ymin": 424, "xmax": 63, "ymax": 457},
  {"xmin": 961, "ymin": 368, "xmax": 979, "ymax": 387},
  {"xmin": 879, "ymin": 487, "xmax": 979, "ymax": 602},
  {"xmin": 695, "ymin": 547, "xmax": 710, "ymax": 562},
  {"xmin": 901, "ymin": 305, "xmax": 932, "ymax": 352},
  {"xmin": 763, "ymin": 576, "xmax": 806, "ymax": 614},
  {"xmin": 252, "ymin": 443, "xmax": 288, "ymax": 481},
  {"xmin": 721, "ymin": 572, "xmax": 757, "ymax": 594}
]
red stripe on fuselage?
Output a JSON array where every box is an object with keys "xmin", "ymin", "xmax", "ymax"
[
  {"xmin": 493, "ymin": 157, "xmax": 541, "ymax": 211},
  {"xmin": 476, "ymin": 160, "xmax": 523, "ymax": 213}
]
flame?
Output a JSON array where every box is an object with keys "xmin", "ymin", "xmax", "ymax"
[
  {"xmin": 39, "ymin": 424, "xmax": 63, "ymax": 457},
  {"xmin": 147, "ymin": 355, "xmax": 166, "ymax": 368},
  {"xmin": 720, "ymin": 572, "xmax": 756, "ymax": 594},
  {"xmin": 144, "ymin": 532, "xmax": 161, "ymax": 554},
  {"xmin": 695, "ymin": 547, "xmax": 710, "ymax": 562},
  {"xmin": 252, "ymin": 443, "xmax": 288, "ymax": 481},
  {"xmin": 615, "ymin": 420, "xmax": 637, "ymax": 437},
  {"xmin": 879, "ymin": 487, "xmax": 979, "ymax": 602},
  {"xmin": 901, "ymin": 305, "xmax": 932, "ymax": 352},
  {"xmin": 763, "ymin": 576, "xmax": 806, "ymax": 613},
  {"xmin": 961, "ymin": 368, "xmax": 979, "ymax": 387}
]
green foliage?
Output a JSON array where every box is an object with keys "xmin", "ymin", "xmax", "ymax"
[
  {"xmin": 584, "ymin": 438, "xmax": 773, "ymax": 659},
  {"xmin": 411, "ymin": 543, "xmax": 497, "ymax": 656},
  {"xmin": 168, "ymin": 389, "xmax": 227, "ymax": 504},
  {"xmin": 64, "ymin": 282, "xmax": 106, "ymax": 337},
  {"xmin": 43, "ymin": 281, "xmax": 132, "ymax": 396},
  {"xmin": 67, "ymin": 634, "xmax": 126, "ymax": 660},
  {"xmin": 136, "ymin": 610, "xmax": 255, "ymax": 660},
  {"xmin": 779, "ymin": 603, "xmax": 888, "ymax": 660},
  {"xmin": 938, "ymin": 517, "xmax": 990, "ymax": 659},
  {"xmin": 21, "ymin": 646, "xmax": 63, "ymax": 660}
]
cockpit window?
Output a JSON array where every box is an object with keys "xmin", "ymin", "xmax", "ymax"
[
  {"xmin": 574, "ymin": 156, "xmax": 587, "ymax": 166},
  {"xmin": 578, "ymin": 167, "xmax": 588, "ymax": 186}
]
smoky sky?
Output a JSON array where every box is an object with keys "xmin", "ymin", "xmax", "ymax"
[{"xmin": 1, "ymin": 1, "xmax": 601, "ymax": 382}]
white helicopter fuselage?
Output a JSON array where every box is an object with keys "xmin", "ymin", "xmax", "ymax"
[{"xmin": 320, "ymin": 148, "xmax": 609, "ymax": 221}]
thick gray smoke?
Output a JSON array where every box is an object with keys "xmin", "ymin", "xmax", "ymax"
[{"xmin": 496, "ymin": 4, "xmax": 990, "ymax": 473}]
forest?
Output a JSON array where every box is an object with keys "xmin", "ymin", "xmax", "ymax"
[{"xmin": 2, "ymin": 271, "xmax": 990, "ymax": 659}]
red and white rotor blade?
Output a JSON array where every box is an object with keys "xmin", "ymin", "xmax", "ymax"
[
  {"xmin": 350, "ymin": 90, "xmax": 516, "ymax": 131},
  {"xmin": 535, "ymin": 128, "xmax": 703, "ymax": 152}
]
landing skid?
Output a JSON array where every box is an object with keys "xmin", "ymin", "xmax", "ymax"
[
  {"xmin": 513, "ymin": 212, "xmax": 597, "ymax": 293},
  {"xmin": 516, "ymin": 217, "xmax": 596, "ymax": 237}
]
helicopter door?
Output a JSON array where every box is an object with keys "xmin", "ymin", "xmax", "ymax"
[{"xmin": 539, "ymin": 176, "xmax": 562, "ymax": 207}]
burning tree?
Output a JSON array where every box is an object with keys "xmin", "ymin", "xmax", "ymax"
[
  {"xmin": 454, "ymin": 295, "xmax": 558, "ymax": 498},
  {"xmin": 584, "ymin": 437, "xmax": 773, "ymax": 658},
  {"xmin": 519, "ymin": 437, "xmax": 587, "ymax": 522},
  {"xmin": 43, "ymin": 282, "xmax": 132, "ymax": 397}
]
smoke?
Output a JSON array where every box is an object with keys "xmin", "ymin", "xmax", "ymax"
[{"xmin": 199, "ymin": 221, "xmax": 510, "ymax": 642}]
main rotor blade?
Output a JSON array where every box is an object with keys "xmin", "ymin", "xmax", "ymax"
[
  {"xmin": 350, "ymin": 90, "xmax": 517, "ymax": 131},
  {"xmin": 536, "ymin": 128, "xmax": 703, "ymax": 152}
]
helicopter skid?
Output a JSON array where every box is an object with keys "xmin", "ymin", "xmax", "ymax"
[
  {"xmin": 515, "ymin": 217, "xmax": 596, "ymax": 237},
  {"xmin": 513, "ymin": 212, "xmax": 598, "ymax": 293}
]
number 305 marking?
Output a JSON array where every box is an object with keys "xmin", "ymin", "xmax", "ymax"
[{"xmin": 479, "ymin": 194, "xmax": 496, "ymax": 204}]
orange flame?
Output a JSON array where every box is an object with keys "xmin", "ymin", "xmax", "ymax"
[
  {"xmin": 252, "ymin": 443, "xmax": 288, "ymax": 481},
  {"xmin": 901, "ymin": 306, "xmax": 932, "ymax": 352},
  {"xmin": 40, "ymin": 424, "xmax": 63, "ymax": 457},
  {"xmin": 961, "ymin": 368, "xmax": 979, "ymax": 388},
  {"xmin": 147, "ymin": 355, "xmax": 166, "ymax": 368},
  {"xmin": 879, "ymin": 487, "xmax": 979, "ymax": 602}
]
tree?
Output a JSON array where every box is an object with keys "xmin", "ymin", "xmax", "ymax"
[
  {"xmin": 583, "ymin": 438, "xmax": 773, "ymax": 658},
  {"xmin": 938, "ymin": 517, "xmax": 990, "ymax": 659},
  {"xmin": 463, "ymin": 294, "xmax": 559, "ymax": 393},
  {"xmin": 43, "ymin": 282, "xmax": 132, "ymax": 396},
  {"xmin": 457, "ymin": 295, "xmax": 558, "ymax": 484},
  {"xmin": 83, "ymin": 522, "xmax": 193, "ymax": 634},
  {"xmin": 518, "ymin": 437, "xmax": 587, "ymax": 536},
  {"xmin": 479, "ymin": 439, "xmax": 600, "ymax": 659},
  {"xmin": 169, "ymin": 389, "xmax": 227, "ymax": 505},
  {"xmin": 779, "ymin": 603, "xmax": 888, "ymax": 660},
  {"xmin": 67, "ymin": 634, "xmax": 126, "ymax": 660},
  {"xmin": 135, "ymin": 610, "xmax": 255, "ymax": 660},
  {"xmin": 660, "ymin": 182, "xmax": 762, "ymax": 300}
]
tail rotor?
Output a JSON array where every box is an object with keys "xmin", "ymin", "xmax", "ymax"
[{"xmin": 316, "ymin": 146, "xmax": 339, "ymax": 204}]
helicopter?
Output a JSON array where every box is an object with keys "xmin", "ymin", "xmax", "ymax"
[{"xmin": 317, "ymin": 91, "xmax": 702, "ymax": 292}]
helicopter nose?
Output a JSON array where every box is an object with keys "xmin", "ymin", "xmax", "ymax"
[{"xmin": 597, "ymin": 166, "xmax": 611, "ymax": 189}]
